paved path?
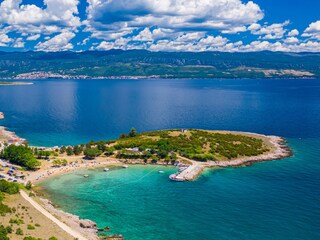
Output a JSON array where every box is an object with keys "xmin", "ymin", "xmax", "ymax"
[
  {"xmin": 20, "ymin": 190, "xmax": 87, "ymax": 240},
  {"xmin": 176, "ymin": 157, "xmax": 206, "ymax": 181}
]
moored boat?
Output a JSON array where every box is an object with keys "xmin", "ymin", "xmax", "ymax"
[
  {"xmin": 178, "ymin": 166, "xmax": 188, "ymax": 172},
  {"xmin": 169, "ymin": 174, "xmax": 185, "ymax": 182}
]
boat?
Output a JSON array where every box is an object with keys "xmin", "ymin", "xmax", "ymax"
[
  {"xmin": 158, "ymin": 170, "xmax": 165, "ymax": 174},
  {"xmin": 178, "ymin": 167, "xmax": 188, "ymax": 172},
  {"xmin": 122, "ymin": 165, "xmax": 128, "ymax": 168},
  {"xmin": 84, "ymin": 174, "xmax": 89, "ymax": 178},
  {"xmin": 169, "ymin": 174, "xmax": 185, "ymax": 182},
  {"xmin": 104, "ymin": 168, "xmax": 109, "ymax": 172}
]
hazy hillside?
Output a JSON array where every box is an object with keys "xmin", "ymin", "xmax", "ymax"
[{"xmin": 0, "ymin": 50, "xmax": 319, "ymax": 78}]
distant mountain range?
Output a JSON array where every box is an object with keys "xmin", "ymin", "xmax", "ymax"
[{"xmin": 0, "ymin": 50, "xmax": 320, "ymax": 79}]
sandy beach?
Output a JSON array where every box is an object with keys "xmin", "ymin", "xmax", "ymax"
[
  {"xmin": 0, "ymin": 126, "xmax": 292, "ymax": 240},
  {"xmin": 27, "ymin": 158, "xmax": 122, "ymax": 183}
]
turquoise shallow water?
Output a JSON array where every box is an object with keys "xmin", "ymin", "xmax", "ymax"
[
  {"xmin": 39, "ymin": 138, "xmax": 320, "ymax": 240},
  {"xmin": 1, "ymin": 78, "xmax": 320, "ymax": 239}
]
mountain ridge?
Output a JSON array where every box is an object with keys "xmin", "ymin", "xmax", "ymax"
[{"xmin": 0, "ymin": 50, "xmax": 319, "ymax": 78}]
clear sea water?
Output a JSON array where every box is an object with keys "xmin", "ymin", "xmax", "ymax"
[{"xmin": 1, "ymin": 78, "xmax": 320, "ymax": 239}]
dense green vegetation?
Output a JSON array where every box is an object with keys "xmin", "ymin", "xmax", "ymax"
[
  {"xmin": 51, "ymin": 159, "xmax": 68, "ymax": 167},
  {"xmin": 112, "ymin": 129, "xmax": 269, "ymax": 162},
  {"xmin": 83, "ymin": 147, "xmax": 103, "ymax": 159},
  {"xmin": 0, "ymin": 50, "xmax": 319, "ymax": 78},
  {"xmin": 0, "ymin": 180, "xmax": 20, "ymax": 220},
  {"xmin": 0, "ymin": 225, "xmax": 12, "ymax": 240},
  {"xmin": 0, "ymin": 180, "xmax": 20, "ymax": 195},
  {"xmin": 0, "ymin": 145, "xmax": 40, "ymax": 170},
  {"xmin": 71, "ymin": 129, "xmax": 269, "ymax": 163}
]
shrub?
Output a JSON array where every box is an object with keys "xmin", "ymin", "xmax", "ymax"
[
  {"xmin": 48, "ymin": 237, "xmax": 58, "ymax": 240},
  {"xmin": 83, "ymin": 148, "xmax": 102, "ymax": 159},
  {"xmin": 26, "ymin": 181, "xmax": 32, "ymax": 190},
  {"xmin": 0, "ymin": 225, "xmax": 10, "ymax": 240},
  {"xmin": 27, "ymin": 224, "xmax": 35, "ymax": 230},
  {"xmin": 0, "ymin": 145, "xmax": 40, "ymax": 170},
  {"xmin": 9, "ymin": 218, "xmax": 24, "ymax": 225},
  {"xmin": 5, "ymin": 226, "xmax": 12, "ymax": 234},
  {"xmin": 23, "ymin": 237, "xmax": 43, "ymax": 240},
  {"xmin": 0, "ymin": 180, "xmax": 20, "ymax": 194},
  {"xmin": 15, "ymin": 227, "xmax": 23, "ymax": 235},
  {"xmin": 0, "ymin": 203, "xmax": 11, "ymax": 216}
]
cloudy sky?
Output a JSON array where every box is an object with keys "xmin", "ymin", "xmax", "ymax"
[{"xmin": 0, "ymin": 0, "xmax": 319, "ymax": 52}]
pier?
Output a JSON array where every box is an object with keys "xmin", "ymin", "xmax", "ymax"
[{"xmin": 170, "ymin": 161, "xmax": 205, "ymax": 181}]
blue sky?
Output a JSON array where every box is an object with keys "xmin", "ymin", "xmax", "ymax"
[{"xmin": 0, "ymin": 0, "xmax": 319, "ymax": 52}]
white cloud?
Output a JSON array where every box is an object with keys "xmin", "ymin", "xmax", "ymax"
[
  {"xmin": 145, "ymin": 35, "xmax": 230, "ymax": 52},
  {"xmin": 26, "ymin": 34, "xmax": 41, "ymax": 41},
  {"xmin": 87, "ymin": 0, "xmax": 264, "ymax": 40},
  {"xmin": 0, "ymin": 33, "xmax": 13, "ymax": 45},
  {"xmin": 35, "ymin": 31, "xmax": 75, "ymax": 51},
  {"xmin": 222, "ymin": 26, "xmax": 247, "ymax": 34},
  {"xmin": 0, "ymin": 0, "xmax": 80, "ymax": 34},
  {"xmin": 132, "ymin": 28, "xmax": 153, "ymax": 41},
  {"xmin": 13, "ymin": 37, "xmax": 24, "ymax": 48},
  {"xmin": 0, "ymin": 0, "xmax": 317, "ymax": 53},
  {"xmin": 249, "ymin": 21, "xmax": 290, "ymax": 39},
  {"xmin": 284, "ymin": 37, "xmax": 299, "ymax": 44},
  {"xmin": 96, "ymin": 41, "xmax": 115, "ymax": 51},
  {"xmin": 304, "ymin": 20, "xmax": 320, "ymax": 33},
  {"xmin": 288, "ymin": 29, "xmax": 299, "ymax": 37},
  {"xmin": 303, "ymin": 20, "xmax": 320, "ymax": 40}
]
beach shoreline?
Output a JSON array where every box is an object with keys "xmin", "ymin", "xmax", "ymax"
[
  {"xmin": 0, "ymin": 126, "xmax": 27, "ymax": 149},
  {"xmin": 0, "ymin": 126, "xmax": 292, "ymax": 183},
  {"xmin": 0, "ymin": 126, "xmax": 292, "ymax": 239}
]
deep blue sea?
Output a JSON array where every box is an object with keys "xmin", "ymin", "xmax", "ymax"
[{"xmin": 1, "ymin": 78, "xmax": 320, "ymax": 240}]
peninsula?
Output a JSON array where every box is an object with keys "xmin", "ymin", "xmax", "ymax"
[
  {"xmin": 0, "ymin": 81, "xmax": 33, "ymax": 86},
  {"xmin": 0, "ymin": 128, "xmax": 291, "ymax": 240},
  {"xmin": 0, "ymin": 128, "xmax": 291, "ymax": 183}
]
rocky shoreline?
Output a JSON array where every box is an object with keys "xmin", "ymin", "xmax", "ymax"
[
  {"xmin": 0, "ymin": 126, "xmax": 27, "ymax": 144},
  {"xmin": 0, "ymin": 126, "xmax": 27, "ymax": 152},
  {"xmin": 172, "ymin": 134, "xmax": 292, "ymax": 181},
  {"xmin": 1, "ymin": 126, "xmax": 292, "ymax": 239},
  {"xmin": 40, "ymin": 198, "xmax": 99, "ymax": 240},
  {"xmin": 210, "ymin": 136, "xmax": 292, "ymax": 168}
]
